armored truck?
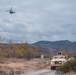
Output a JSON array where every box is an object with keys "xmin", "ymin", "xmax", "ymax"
[{"xmin": 51, "ymin": 52, "xmax": 67, "ymax": 70}]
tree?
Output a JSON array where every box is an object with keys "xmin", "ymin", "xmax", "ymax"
[{"xmin": 15, "ymin": 42, "xmax": 28, "ymax": 58}]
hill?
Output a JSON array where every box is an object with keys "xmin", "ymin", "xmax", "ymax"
[{"xmin": 31, "ymin": 40, "xmax": 76, "ymax": 54}]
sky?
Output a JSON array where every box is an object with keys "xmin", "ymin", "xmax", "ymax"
[{"xmin": 0, "ymin": 0, "xmax": 76, "ymax": 43}]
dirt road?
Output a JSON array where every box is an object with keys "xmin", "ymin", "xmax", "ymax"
[{"xmin": 24, "ymin": 70, "xmax": 56, "ymax": 75}]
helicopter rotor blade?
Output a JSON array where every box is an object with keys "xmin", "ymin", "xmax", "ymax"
[
  {"xmin": 10, "ymin": 7, "xmax": 12, "ymax": 10},
  {"xmin": 5, "ymin": 10, "xmax": 9, "ymax": 12},
  {"xmin": 13, "ymin": 12, "xmax": 16, "ymax": 13}
]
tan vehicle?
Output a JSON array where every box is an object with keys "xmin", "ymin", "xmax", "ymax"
[{"xmin": 51, "ymin": 52, "xmax": 67, "ymax": 70}]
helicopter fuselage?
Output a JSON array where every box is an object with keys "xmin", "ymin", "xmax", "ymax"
[
  {"xmin": 9, "ymin": 9, "xmax": 15, "ymax": 14},
  {"xmin": 5, "ymin": 7, "xmax": 15, "ymax": 14}
]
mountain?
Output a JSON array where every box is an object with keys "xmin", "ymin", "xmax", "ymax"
[{"xmin": 31, "ymin": 40, "xmax": 76, "ymax": 54}]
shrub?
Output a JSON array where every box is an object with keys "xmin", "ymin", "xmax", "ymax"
[
  {"xmin": 56, "ymin": 59, "xmax": 76, "ymax": 74},
  {"xmin": 73, "ymin": 56, "xmax": 76, "ymax": 59}
]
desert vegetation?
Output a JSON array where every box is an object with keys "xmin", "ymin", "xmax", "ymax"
[
  {"xmin": 0, "ymin": 42, "xmax": 40, "ymax": 60},
  {"xmin": 56, "ymin": 59, "xmax": 76, "ymax": 74}
]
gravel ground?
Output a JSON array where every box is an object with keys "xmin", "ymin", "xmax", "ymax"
[{"xmin": 22, "ymin": 70, "xmax": 56, "ymax": 75}]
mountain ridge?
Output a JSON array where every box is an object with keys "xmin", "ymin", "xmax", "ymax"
[{"xmin": 31, "ymin": 40, "xmax": 76, "ymax": 54}]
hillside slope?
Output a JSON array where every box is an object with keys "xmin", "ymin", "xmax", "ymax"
[{"xmin": 32, "ymin": 40, "xmax": 76, "ymax": 54}]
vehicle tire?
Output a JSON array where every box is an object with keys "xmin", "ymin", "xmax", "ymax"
[{"xmin": 51, "ymin": 66, "xmax": 54, "ymax": 70}]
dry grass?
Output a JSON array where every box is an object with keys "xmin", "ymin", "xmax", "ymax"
[{"xmin": 0, "ymin": 58, "xmax": 50, "ymax": 75}]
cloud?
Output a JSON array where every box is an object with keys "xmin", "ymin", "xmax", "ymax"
[{"xmin": 0, "ymin": 0, "xmax": 76, "ymax": 43}]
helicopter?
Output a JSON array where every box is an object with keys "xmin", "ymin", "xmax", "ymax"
[{"xmin": 5, "ymin": 7, "xmax": 16, "ymax": 14}]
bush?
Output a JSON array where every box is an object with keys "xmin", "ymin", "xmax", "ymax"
[
  {"xmin": 56, "ymin": 59, "xmax": 76, "ymax": 74},
  {"xmin": 73, "ymin": 56, "xmax": 76, "ymax": 59}
]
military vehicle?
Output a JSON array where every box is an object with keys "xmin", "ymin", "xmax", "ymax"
[{"xmin": 51, "ymin": 52, "xmax": 67, "ymax": 70}]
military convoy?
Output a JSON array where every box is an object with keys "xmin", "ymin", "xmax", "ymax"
[{"xmin": 51, "ymin": 52, "xmax": 68, "ymax": 70}]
